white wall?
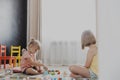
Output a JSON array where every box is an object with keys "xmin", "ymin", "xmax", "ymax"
[
  {"xmin": 41, "ymin": 0, "xmax": 96, "ymax": 42},
  {"xmin": 97, "ymin": 0, "xmax": 120, "ymax": 79}
]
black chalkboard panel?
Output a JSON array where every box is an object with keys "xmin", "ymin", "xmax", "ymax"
[{"xmin": 0, "ymin": 0, "xmax": 27, "ymax": 56}]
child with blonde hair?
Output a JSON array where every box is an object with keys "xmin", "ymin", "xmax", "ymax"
[
  {"xmin": 20, "ymin": 39, "xmax": 48, "ymax": 75},
  {"xmin": 69, "ymin": 30, "xmax": 98, "ymax": 79}
]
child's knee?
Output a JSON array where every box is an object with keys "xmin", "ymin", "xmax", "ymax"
[
  {"xmin": 33, "ymin": 71, "xmax": 39, "ymax": 75},
  {"xmin": 26, "ymin": 68, "xmax": 39, "ymax": 75},
  {"xmin": 29, "ymin": 70, "xmax": 39, "ymax": 75}
]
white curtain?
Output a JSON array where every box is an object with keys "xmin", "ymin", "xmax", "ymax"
[
  {"xmin": 40, "ymin": 0, "xmax": 96, "ymax": 65},
  {"xmin": 42, "ymin": 41, "xmax": 87, "ymax": 66},
  {"xmin": 27, "ymin": 0, "xmax": 41, "ymax": 60}
]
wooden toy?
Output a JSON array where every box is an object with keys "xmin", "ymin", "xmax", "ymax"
[
  {"xmin": 0, "ymin": 45, "xmax": 16, "ymax": 69},
  {"xmin": 11, "ymin": 46, "xmax": 21, "ymax": 66}
]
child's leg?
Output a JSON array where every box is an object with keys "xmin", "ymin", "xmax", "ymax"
[
  {"xmin": 33, "ymin": 66, "xmax": 44, "ymax": 74},
  {"xmin": 70, "ymin": 73, "xmax": 82, "ymax": 78},
  {"xmin": 25, "ymin": 68, "xmax": 39, "ymax": 75},
  {"xmin": 37, "ymin": 66, "xmax": 44, "ymax": 74},
  {"xmin": 69, "ymin": 65, "xmax": 90, "ymax": 78}
]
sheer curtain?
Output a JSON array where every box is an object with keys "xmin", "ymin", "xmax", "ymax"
[
  {"xmin": 27, "ymin": 0, "xmax": 41, "ymax": 60},
  {"xmin": 40, "ymin": 0, "xmax": 96, "ymax": 65},
  {"xmin": 42, "ymin": 41, "xmax": 87, "ymax": 66}
]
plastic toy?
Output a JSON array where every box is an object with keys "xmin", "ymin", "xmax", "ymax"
[
  {"xmin": 44, "ymin": 71, "xmax": 49, "ymax": 75},
  {"xmin": 48, "ymin": 69, "xmax": 60, "ymax": 75}
]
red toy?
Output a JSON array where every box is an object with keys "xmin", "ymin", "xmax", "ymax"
[{"xmin": 0, "ymin": 45, "xmax": 16, "ymax": 69}]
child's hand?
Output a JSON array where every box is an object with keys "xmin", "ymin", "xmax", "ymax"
[
  {"xmin": 43, "ymin": 66, "xmax": 48, "ymax": 70},
  {"xmin": 38, "ymin": 60, "xmax": 42, "ymax": 64}
]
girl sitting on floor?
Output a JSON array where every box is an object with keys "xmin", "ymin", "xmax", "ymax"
[{"xmin": 20, "ymin": 39, "xmax": 48, "ymax": 75}]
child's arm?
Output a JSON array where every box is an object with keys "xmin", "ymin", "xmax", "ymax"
[
  {"xmin": 35, "ymin": 60, "xmax": 48, "ymax": 70},
  {"xmin": 38, "ymin": 60, "xmax": 48, "ymax": 70},
  {"xmin": 43, "ymin": 65, "xmax": 48, "ymax": 70},
  {"xmin": 25, "ymin": 57, "xmax": 44, "ymax": 67},
  {"xmin": 84, "ymin": 49, "xmax": 95, "ymax": 68},
  {"xmin": 25, "ymin": 57, "xmax": 48, "ymax": 70}
]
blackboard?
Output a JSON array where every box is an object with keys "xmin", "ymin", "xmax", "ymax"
[{"xmin": 0, "ymin": 0, "xmax": 27, "ymax": 56}]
